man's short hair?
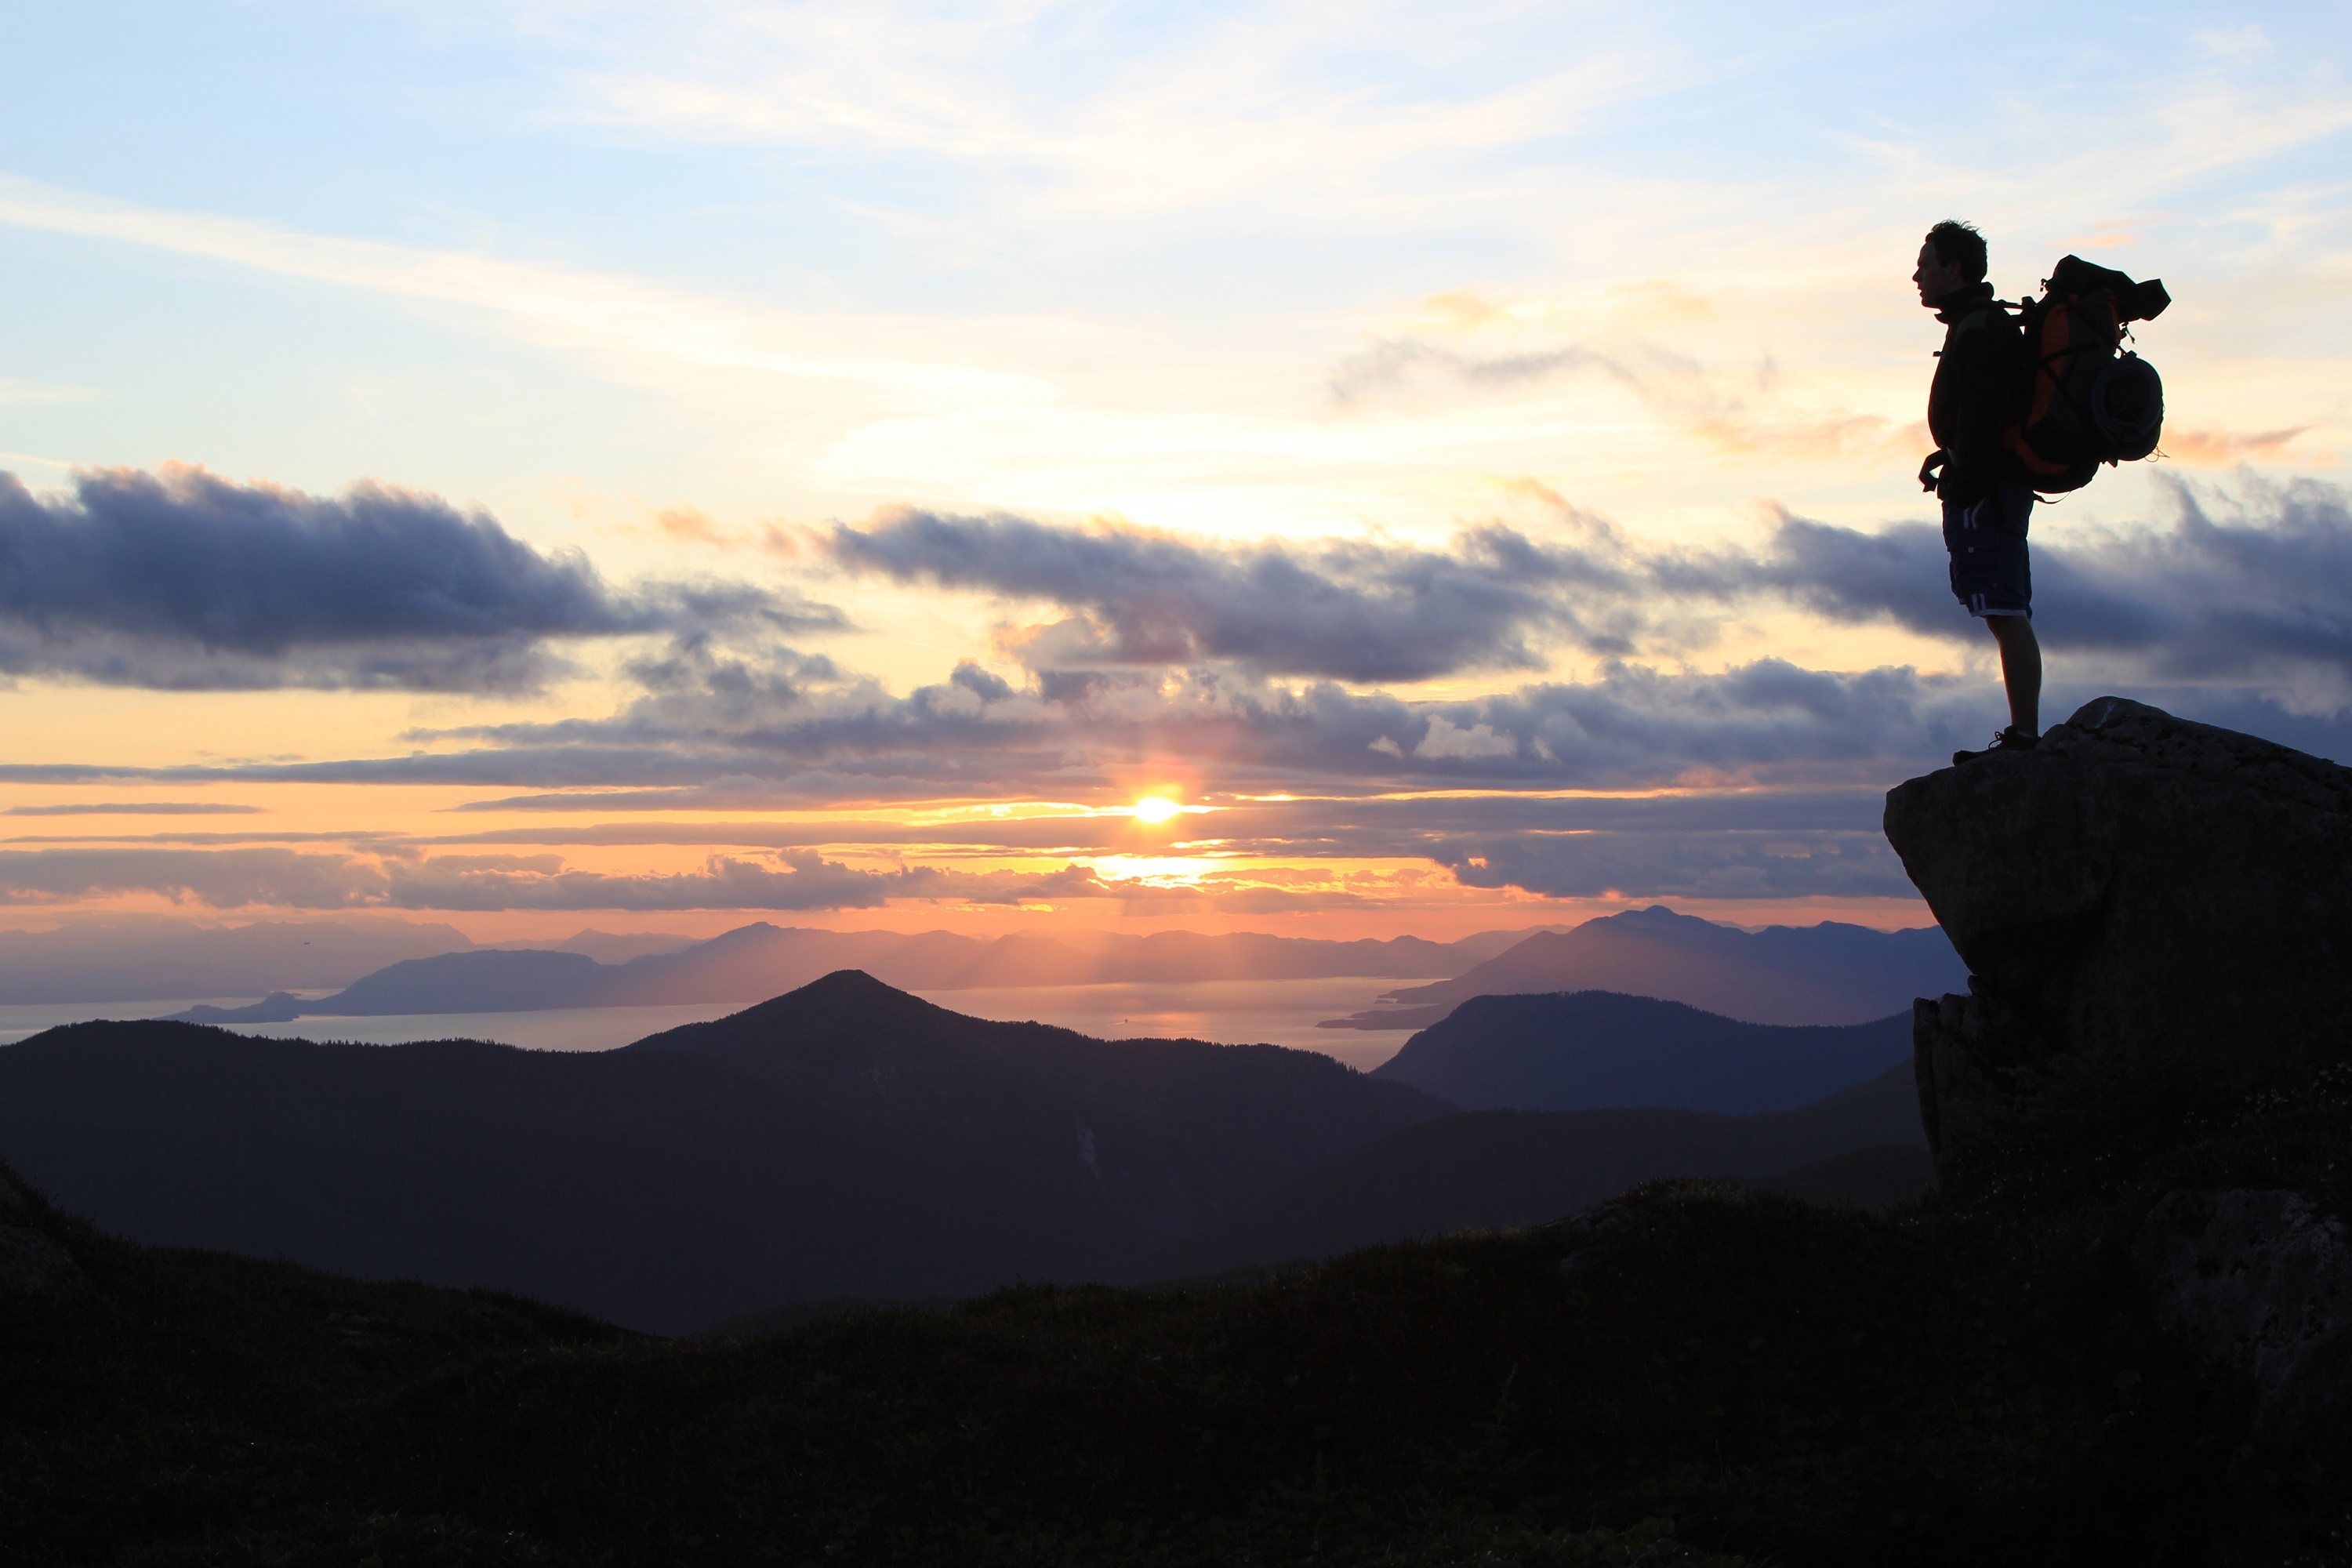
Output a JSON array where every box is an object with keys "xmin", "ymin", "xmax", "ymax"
[{"xmin": 1926, "ymin": 220, "xmax": 1987, "ymax": 282}]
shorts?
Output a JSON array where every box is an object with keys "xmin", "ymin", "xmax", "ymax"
[{"xmin": 1944, "ymin": 481, "xmax": 2034, "ymax": 619}]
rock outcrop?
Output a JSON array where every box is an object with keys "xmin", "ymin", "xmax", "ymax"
[
  {"xmin": 0, "ymin": 1167, "xmax": 84, "ymax": 1298},
  {"xmin": 2138, "ymin": 1189, "xmax": 2352, "ymax": 1537},
  {"xmin": 1885, "ymin": 697, "xmax": 2352, "ymax": 1177}
]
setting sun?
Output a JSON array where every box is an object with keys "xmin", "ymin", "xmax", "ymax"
[{"xmin": 1130, "ymin": 797, "xmax": 1185, "ymax": 825}]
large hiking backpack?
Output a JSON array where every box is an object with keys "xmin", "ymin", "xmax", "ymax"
[{"xmin": 2001, "ymin": 255, "xmax": 2171, "ymax": 493}]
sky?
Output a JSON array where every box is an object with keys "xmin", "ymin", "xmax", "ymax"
[{"xmin": 0, "ymin": 0, "xmax": 2347, "ymax": 944}]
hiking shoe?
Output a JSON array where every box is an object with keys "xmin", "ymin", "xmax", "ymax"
[{"xmin": 1953, "ymin": 727, "xmax": 2040, "ymax": 765}]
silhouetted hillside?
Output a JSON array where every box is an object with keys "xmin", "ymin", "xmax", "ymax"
[
  {"xmin": 1370, "ymin": 990, "xmax": 1911, "ymax": 1113},
  {"xmin": 0, "ymin": 1117, "xmax": 2236, "ymax": 1566},
  {"xmin": 628, "ymin": 970, "xmax": 1451, "ymax": 1246},
  {"xmin": 0, "ymin": 1019, "xmax": 1120, "ymax": 1334},
  {"xmin": 1323, "ymin": 905, "xmax": 1964, "ymax": 1029},
  {"xmin": 3, "ymin": 975, "xmax": 1450, "ymax": 1330},
  {"xmin": 1135, "ymin": 1063, "xmax": 1926, "ymax": 1279},
  {"xmin": 1748, "ymin": 1144, "xmax": 1936, "ymax": 1209}
]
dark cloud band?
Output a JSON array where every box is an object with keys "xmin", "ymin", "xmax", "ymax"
[
  {"xmin": 0, "ymin": 466, "xmax": 842, "ymax": 692},
  {"xmin": 828, "ymin": 507, "xmax": 1644, "ymax": 680},
  {"xmin": 0, "ymin": 845, "xmax": 1102, "ymax": 913}
]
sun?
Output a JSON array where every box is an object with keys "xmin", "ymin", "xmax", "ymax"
[{"xmin": 1130, "ymin": 796, "xmax": 1185, "ymax": 826}]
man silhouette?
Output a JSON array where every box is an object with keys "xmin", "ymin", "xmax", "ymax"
[{"xmin": 1915, "ymin": 219, "xmax": 2039, "ymax": 763}]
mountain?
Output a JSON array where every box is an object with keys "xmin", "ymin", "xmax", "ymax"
[
  {"xmin": 1320, "ymin": 905, "xmax": 1965, "ymax": 1029},
  {"xmin": 626, "ymin": 970, "xmax": 1451, "ymax": 1247},
  {"xmin": 0, "ymin": 914, "xmax": 478, "ymax": 1004},
  {"xmin": 303, "ymin": 947, "xmax": 612, "ymax": 1014},
  {"xmin": 2, "ymin": 973, "xmax": 1449, "ymax": 1331},
  {"xmin": 164, "ymin": 921, "xmax": 1492, "ymax": 1020},
  {"xmin": 1369, "ymin": 990, "xmax": 1911, "ymax": 1113},
  {"xmin": 169, "ymin": 990, "xmax": 305, "ymax": 1024},
  {"xmin": 0, "ymin": 1018, "xmax": 1121, "ymax": 1335},
  {"xmin": 488, "ymin": 928, "xmax": 701, "ymax": 964},
  {"xmin": 1133, "ymin": 1062, "xmax": 1927, "ymax": 1279}
]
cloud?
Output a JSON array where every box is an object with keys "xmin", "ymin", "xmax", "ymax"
[
  {"xmin": 0, "ymin": 848, "xmax": 384, "ymax": 909},
  {"xmin": 374, "ymin": 851, "xmax": 1101, "ymax": 913},
  {"xmin": 5, "ymin": 802, "xmax": 263, "ymax": 816},
  {"xmin": 1431, "ymin": 831, "xmax": 1914, "ymax": 900},
  {"xmin": 2162, "ymin": 427, "xmax": 2315, "ymax": 466},
  {"xmin": 0, "ymin": 655, "xmax": 1988, "ymax": 799},
  {"xmin": 532, "ymin": 2, "xmax": 1663, "ymax": 226},
  {"xmin": 0, "ymin": 465, "xmax": 842, "ymax": 691},
  {"xmin": 0, "ymin": 844, "xmax": 1102, "ymax": 913},
  {"xmin": 1327, "ymin": 339, "xmax": 1619, "ymax": 404},
  {"xmin": 829, "ymin": 506, "xmax": 1647, "ymax": 680},
  {"xmin": 0, "ymin": 172, "xmax": 1035, "ymax": 406},
  {"xmin": 1734, "ymin": 475, "xmax": 2352, "ymax": 690},
  {"xmin": 1327, "ymin": 336, "xmax": 1922, "ymax": 463},
  {"xmin": 10, "ymin": 468, "xmax": 2350, "ymax": 909}
]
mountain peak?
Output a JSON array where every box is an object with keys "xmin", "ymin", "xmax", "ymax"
[
  {"xmin": 780, "ymin": 967, "xmax": 941, "ymax": 1009},
  {"xmin": 1607, "ymin": 905, "xmax": 1712, "ymax": 928}
]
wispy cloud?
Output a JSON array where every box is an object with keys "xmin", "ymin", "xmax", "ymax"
[
  {"xmin": 0, "ymin": 172, "xmax": 1042, "ymax": 405},
  {"xmin": 5, "ymin": 802, "xmax": 263, "ymax": 817},
  {"xmin": 1327, "ymin": 330, "xmax": 1931, "ymax": 466},
  {"xmin": 526, "ymin": 0, "xmax": 1666, "ymax": 221}
]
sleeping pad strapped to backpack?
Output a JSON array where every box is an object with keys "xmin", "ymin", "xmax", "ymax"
[{"xmin": 2002, "ymin": 254, "xmax": 2172, "ymax": 494}]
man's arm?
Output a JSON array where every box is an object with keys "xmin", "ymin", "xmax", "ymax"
[{"xmin": 1938, "ymin": 320, "xmax": 2019, "ymax": 503}]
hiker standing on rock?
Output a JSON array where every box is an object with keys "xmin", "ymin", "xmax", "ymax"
[{"xmin": 1915, "ymin": 220, "xmax": 2040, "ymax": 762}]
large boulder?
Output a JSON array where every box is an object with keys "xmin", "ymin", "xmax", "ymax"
[{"xmin": 1884, "ymin": 697, "xmax": 2352, "ymax": 1176}]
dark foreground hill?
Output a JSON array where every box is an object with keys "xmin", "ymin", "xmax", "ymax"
[
  {"xmin": 0, "ymin": 974, "xmax": 1448, "ymax": 1330},
  {"xmin": 1370, "ymin": 989, "xmax": 1911, "ymax": 1113},
  {"xmin": 1323, "ymin": 904, "xmax": 1965, "ymax": 1030},
  {"xmin": 625, "ymin": 970, "xmax": 1449, "ymax": 1245},
  {"xmin": 0, "ymin": 1092, "xmax": 2249, "ymax": 1568},
  {"xmin": 1137, "ymin": 1062, "xmax": 1928, "ymax": 1280},
  {"xmin": 0, "ymin": 1018, "xmax": 1116, "ymax": 1334}
]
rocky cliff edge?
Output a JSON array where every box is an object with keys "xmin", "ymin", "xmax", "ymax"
[{"xmin": 1885, "ymin": 695, "xmax": 2352, "ymax": 1178}]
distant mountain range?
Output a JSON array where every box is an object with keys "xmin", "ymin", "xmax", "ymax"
[
  {"xmin": 1368, "ymin": 990, "xmax": 1912, "ymax": 1114},
  {"xmin": 151, "ymin": 908, "xmax": 1964, "ymax": 1033},
  {"xmin": 2, "ymin": 971, "xmax": 1926, "ymax": 1333},
  {"xmin": 1319, "ymin": 905, "xmax": 1965, "ymax": 1029},
  {"xmin": 0, "ymin": 915, "xmax": 479, "ymax": 1005},
  {"xmin": 161, "ymin": 923, "xmax": 1490, "ymax": 1023}
]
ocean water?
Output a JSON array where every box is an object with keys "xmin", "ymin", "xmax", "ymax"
[{"xmin": 0, "ymin": 976, "xmax": 1410, "ymax": 1071}]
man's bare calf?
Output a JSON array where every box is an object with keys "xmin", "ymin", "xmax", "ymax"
[{"xmin": 1984, "ymin": 612, "xmax": 2040, "ymax": 738}]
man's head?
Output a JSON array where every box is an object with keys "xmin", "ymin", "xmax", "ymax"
[{"xmin": 1915, "ymin": 220, "xmax": 1987, "ymax": 307}]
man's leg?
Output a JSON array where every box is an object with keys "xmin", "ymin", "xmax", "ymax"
[{"xmin": 1984, "ymin": 612, "xmax": 2041, "ymax": 736}]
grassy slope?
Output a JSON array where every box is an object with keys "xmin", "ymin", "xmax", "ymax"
[
  {"xmin": 23, "ymin": 1040, "xmax": 2352, "ymax": 1563},
  {"xmin": 2, "ymin": 1131, "xmax": 2233, "ymax": 1567},
  {"xmin": 1132, "ymin": 1063, "xmax": 1926, "ymax": 1280}
]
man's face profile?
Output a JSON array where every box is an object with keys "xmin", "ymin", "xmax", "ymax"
[{"xmin": 1915, "ymin": 240, "xmax": 1969, "ymax": 307}]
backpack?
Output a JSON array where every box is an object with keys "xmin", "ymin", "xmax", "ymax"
[{"xmin": 2000, "ymin": 254, "xmax": 2172, "ymax": 494}]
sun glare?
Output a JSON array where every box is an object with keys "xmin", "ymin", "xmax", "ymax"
[{"xmin": 1130, "ymin": 797, "xmax": 1184, "ymax": 825}]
